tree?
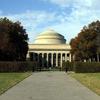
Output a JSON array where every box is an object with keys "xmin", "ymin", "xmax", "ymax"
[
  {"xmin": 0, "ymin": 17, "xmax": 28, "ymax": 61},
  {"xmin": 70, "ymin": 20, "xmax": 100, "ymax": 62},
  {"xmin": 88, "ymin": 21, "xmax": 100, "ymax": 54}
]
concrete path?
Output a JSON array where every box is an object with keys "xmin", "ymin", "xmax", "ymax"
[{"xmin": 0, "ymin": 72, "xmax": 100, "ymax": 100}]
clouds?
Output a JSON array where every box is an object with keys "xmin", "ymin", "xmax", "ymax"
[
  {"xmin": 0, "ymin": 11, "xmax": 59, "ymax": 42},
  {"xmin": 41, "ymin": 0, "xmax": 100, "ymax": 20},
  {"xmin": 40, "ymin": 0, "xmax": 100, "ymax": 24},
  {"xmin": 42, "ymin": 0, "xmax": 100, "ymax": 42},
  {"xmin": 0, "ymin": 0, "xmax": 100, "ymax": 43},
  {"xmin": 42, "ymin": 0, "xmax": 91, "ymax": 8},
  {"xmin": 42, "ymin": 0, "xmax": 99, "ymax": 9},
  {"xmin": 44, "ymin": 0, "xmax": 72, "ymax": 8}
]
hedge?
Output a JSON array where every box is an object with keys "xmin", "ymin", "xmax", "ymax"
[
  {"xmin": 74, "ymin": 62, "xmax": 100, "ymax": 73},
  {"xmin": 62, "ymin": 62, "xmax": 100, "ymax": 73},
  {"xmin": 1, "ymin": 61, "xmax": 100, "ymax": 73},
  {"xmin": 0, "ymin": 61, "xmax": 37, "ymax": 72},
  {"xmin": 62, "ymin": 61, "xmax": 74, "ymax": 71}
]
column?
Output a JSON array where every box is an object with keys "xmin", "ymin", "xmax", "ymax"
[
  {"xmin": 42, "ymin": 53, "xmax": 44, "ymax": 67},
  {"xmin": 51, "ymin": 53, "xmax": 53, "ymax": 67},
  {"xmin": 56, "ymin": 53, "xmax": 58, "ymax": 67},
  {"xmin": 69, "ymin": 53, "xmax": 71, "ymax": 62},
  {"xmin": 62, "ymin": 54, "xmax": 65, "ymax": 61},
  {"xmin": 60, "ymin": 53, "xmax": 62, "ymax": 67},
  {"xmin": 26, "ymin": 52, "xmax": 29, "ymax": 59},
  {"xmin": 65, "ymin": 53, "xmax": 67, "ymax": 62}
]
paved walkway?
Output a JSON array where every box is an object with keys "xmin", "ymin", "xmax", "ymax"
[{"xmin": 0, "ymin": 72, "xmax": 100, "ymax": 100}]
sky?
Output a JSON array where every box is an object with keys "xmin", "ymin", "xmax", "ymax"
[{"xmin": 0, "ymin": 0, "xmax": 100, "ymax": 43}]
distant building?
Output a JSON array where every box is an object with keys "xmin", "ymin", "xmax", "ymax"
[{"xmin": 27, "ymin": 29, "xmax": 71, "ymax": 68}]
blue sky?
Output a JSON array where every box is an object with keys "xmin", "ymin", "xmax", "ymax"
[{"xmin": 0, "ymin": 0, "xmax": 100, "ymax": 43}]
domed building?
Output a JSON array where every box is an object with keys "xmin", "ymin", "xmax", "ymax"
[
  {"xmin": 34, "ymin": 29, "xmax": 66, "ymax": 44},
  {"xmin": 27, "ymin": 29, "xmax": 71, "ymax": 68}
]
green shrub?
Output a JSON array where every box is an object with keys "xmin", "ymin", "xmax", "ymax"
[
  {"xmin": 62, "ymin": 61, "xmax": 74, "ymax": 71},
  {"xmin": 0, "ymin": 61, "xmax": 37, "ymax": 72},
  {"xmin": 62, "ymin": 62, "xmax": 100, "ymax": 73},
  {"xmin": 74, "ymin": 62, "xmax": 100, "ymax": 73}
]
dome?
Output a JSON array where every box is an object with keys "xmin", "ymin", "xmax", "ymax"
[{"xmin": 34, "ymin": 29, "xmax": 66, "ymax": 44}]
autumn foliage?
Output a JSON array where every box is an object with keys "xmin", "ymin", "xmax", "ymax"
[{"xmin": 70, "ymin": 20, "xmax": 100, "ymax": 62}]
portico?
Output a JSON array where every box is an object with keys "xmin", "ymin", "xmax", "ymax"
[
  {"xmin": 29, "ymin": 52, "xmax": 71, "ymax": 67},
  {"xmin": 28, "ymin": 29, "xmax": 71, "ymax": 68}
]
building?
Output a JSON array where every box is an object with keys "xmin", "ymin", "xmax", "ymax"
[{"xmin": 27, "ymin": 29, "xmax": 71, "ymax": 68}]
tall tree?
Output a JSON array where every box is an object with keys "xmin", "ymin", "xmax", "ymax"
[
  {"xmin": 88, "ymin": 21, "xmax": 100, "ymax": 55},
  {"xmin": 0, "ymin": 17, "xmax": 28, "ymax": 61},
  {"xmin": 70, "ymin": 20, "xmax": 100, "ymax": 62}
]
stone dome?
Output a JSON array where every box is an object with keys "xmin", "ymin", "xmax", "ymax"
[{"xmin": 34, "ymin": 29, "xmax": 66, "ymax": 44}]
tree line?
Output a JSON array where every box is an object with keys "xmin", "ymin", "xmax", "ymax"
[
  {"xmin": 0, "ymin": 17, "xmax": 28, "ymax": 61},
  {"xmin": 70, "ymin": 20, "xmax": 100, "ymax": 62},
  {"xmin": 0, "ymin": 17, "xmax": 100, "ymax": 62}
]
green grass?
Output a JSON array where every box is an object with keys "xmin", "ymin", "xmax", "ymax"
[
  {"xmin": 70, "ymin": 73, "xmax": 100, "ymax": 95},
  {"xmin": 0, "ymin": 72, "xmax": 32, "ymax": 94}
]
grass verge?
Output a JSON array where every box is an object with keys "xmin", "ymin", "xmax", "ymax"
[
  {"xmin": 70, "ymin": 73, "xmax": 100, "ymax": 96},
  {"xmin": 0, "ymin": 72, "xmax": 32, "ymax": 95}
]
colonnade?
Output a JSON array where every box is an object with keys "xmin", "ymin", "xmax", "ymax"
[{"xmin": 29, "ymin": 52, "xmax": 71, "ymax": 68}]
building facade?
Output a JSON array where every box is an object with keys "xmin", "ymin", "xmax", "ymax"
[{"xmin": 27, "ymin": 29, "xmax": 71, "ymax": 68}]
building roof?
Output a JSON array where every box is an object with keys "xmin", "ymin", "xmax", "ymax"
[{"xmin": 34, "ymin": 29, "xmax": 66, "ymax": 44}]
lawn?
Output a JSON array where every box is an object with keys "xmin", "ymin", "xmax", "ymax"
[
  {"xmin": 70, "ymin": 73, "xmax": 100, "ymax": 95},
  {"xmin": 0, "ymin": 72, "xmax": 32, "ymax": 94}
]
